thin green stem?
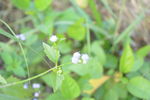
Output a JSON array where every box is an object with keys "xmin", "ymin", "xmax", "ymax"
[
  {"xmin": 0, "ymin": 62, "xmax": 72, "ymax": 88},
  {"xmin": 114, "ymin": 0, "xmax": 126, "ymax": 36},
  {"xmin": 0, "ymin": 19, "xmax": 30, "ymax": 83},
  {"xmin": 0, "ymin": 67, "xmax": 56, "ymax": 88},
  {"xmin": 86, "ymin": 19, "xmax": 91, "ymax": 54}
]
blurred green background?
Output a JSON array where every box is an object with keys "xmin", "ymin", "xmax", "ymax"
[{"xmin": 0, "ymin": 0, "xmax": 150, "ymax": 100}]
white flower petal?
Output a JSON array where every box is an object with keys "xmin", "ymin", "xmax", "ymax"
[
  {"xmin": 16, "ymin": 34, "xmax": 26, "ymax": 41},
  {"xmin": 32, "ymin": 83, "xmax": 41, "ymax": 89},
  {"xmin": 72, "ymin": 57, "xmax": 80, "ymax": 64},
  {"xmin": 50, "ymin": 35, "xmax": 58, "ymax": 42},
  {"xmin": 81, "ymin": 54, "xmax": 89, "ymax": 64},
  {"xmin": 23, "ymin": 83, "xmax": 28, "ymax": 89},
  {"xmin": 73, "ymin": 52, "xmax": 81, "ymax": 58},
  {"xmin": 34, "ymin": 92, "xmax": 40, "ymax": 97}
]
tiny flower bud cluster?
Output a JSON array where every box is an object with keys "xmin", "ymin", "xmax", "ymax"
[{"xmin": 72, "ymin": 52, "xmax": 89, "ymax": 64}]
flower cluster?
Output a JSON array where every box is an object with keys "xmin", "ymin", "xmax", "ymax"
[
  {"xmin": 23, "ymin": 83, "xmax": 41, "ymax": 100},
  {"xmin": 49, "ymin": 35, "xmax": 58, "ymax": 42},
  {"xmin": 32, "ymin": 83, "xmax": 41, "ymax": 89},
  {"xmin": 16, "ymin": 34, "xmax": 26, "ymax": 41},
  {"xmin": 72, "ymin": 52, "xmax": 89, "ymax": 64}
]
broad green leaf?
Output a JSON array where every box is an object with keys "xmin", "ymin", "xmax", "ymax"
[
  {"xmin": 41, "ymin": 72, "xmax": 64, "ymax": 91},
  {"xmin": 55, "ymin": 74, "xmax": 64, "ymax": 92},
  {"xmin": 104, "ymin": 54, "xmax": 118, "ymax": 69},
  {"xmin": 139, "ymin": 62, "xmax": 150, "ymax": 80},
  {"xmin": 13, "ymin": 67, "xmax": 26, "ymax": 77},
  {"xmin": 136, "ymin": 45, "xmax": 150, "ymax": 58},
  {"xmin": 132, "ymin": 45, "xmax": 150, "ymax": 72},
  {"xmin": 131, "ymin": 56, "xmax": 143, "ymax": 72},
  {"xmin": 45, "ymin": 92, "xmax": 67, "ymax": 100},
  {"xmin": 113, "ymin": 83, "xmax": 127, "ymax": 99},
  {"xmin": 61, "ymin": 75, "xmax": 80, "ymax": 99},
  {"xmin": 1, "ymin": 52, "xmax": 13, "ymax": 65},
  {"xmin": 0, "ymin": 75, "xmax": 7, "ymax": 84},
  {"xmin": 67, "ymin": 18, "xmax": 86, "ymax": 41},
  {"xmin": 82, "ymin": 97, "xmax": 95, "ymax": 100},
  {"xmin": 41, "ymin": 73, "xmax": 56, "ymax": 88},
  {"xmin": 119, "ymin": 44, "xmax": 134, "ymax": 73},
  {"xmin": 104, "ymin": 89, "xmax": 119, "ymax": 100},
  {"xmin": 43, "ymin": 42, "xmax": 60, "ymax": 63},
  {"xmin": 127, "ymin": 76, "xmax": 150, "ymax": 99},
  {"xmin": 35, "ymin": 0, "xmax": 53, "ymax": 11},
  {"xmin": 91, "ymin": 41, "xmax": 106, "ymax": 65},
  {"xmin": 11, "ymin": 0, "xmax": 30, "ymax": 10},
  {"xmin": 1, "ymin": 77, "xmax": 33, "ymax": 98},
  {"xmin": 70, "ymin": 58, "xmax": 103, "ymax": 78},
  {"xmin": 0, "ymin": 94, "xmax": 20, "ymax": 100}
]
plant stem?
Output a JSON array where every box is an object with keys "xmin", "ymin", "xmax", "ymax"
[
  {"xmin": 0, "ymin": 19, "xmax": 30, "ymax": 84},
  {"xmin": 86, "ymin": 20, "xmax": 91, "ymax": 55},
  {"xmin": 0, "ymin": 67, "xmax": 56, "ymax": 88}
]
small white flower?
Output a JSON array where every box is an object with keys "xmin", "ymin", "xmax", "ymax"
[
  {"xmin": 32, "ymin": 98, "xmax": 38, "ymax": 100},
  {"xmin": 72, "ymin": 57, "xmax": 80, "ymax": 64},
  {"xmin": 72, "ymin": 52, "xmax": 81, "ymax": 64},
  {"xmin": 49, "ymin": 35, "xmax": 58, "ymax": 42},
  {"xmin": 16, "ymin": 34, "xmax": 26, "ymax": 41},
  {"xmin": 72, "ymin": 52, "xmax": 89, "ymax": 64},
  {"xmin": 32, "ymin": 83, "xmax": 40, "ymax": 89},
  {"xmin": 73, "ymin": 52, "xmax": 81, "ymax": 58},
  {"xmin": 23, "ymin": 83, "xmax": 28, "ymax": 89},
  {"xmin": 34, "ymin": 92, "xmax": 40, "ymax": 97},
  {"xmin": 81, "ymin": 54, "xmax": 89, "ymax": 64}
]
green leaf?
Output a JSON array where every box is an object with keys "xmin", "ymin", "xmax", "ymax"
[
  {"xmin": 45, "ymin": 92, "xmax": 67, "ymax": 100},
  {"xmin": 67, "ymin": 18, "xmax": 86, "ymax": 41},
  {"xmin": 119, "ymin": 44, "xmax": 134, "ymax": 73},
  {"xmin": 127, "ymin": 76, "xmax": 150, "ymax": 99},
  {"xmin": 0, "ymin": 94, "xmax": 20, "ymax": 100},
  {"xmin": 91, "ymin": 41, "xmax": 106, "ymax": 65},
  {"xmin": 41, "ymin": 73, "xmax": 56, "ymax": 88},
  {"xmin": 82, "ymin": 97, "xmax": 95, "ymax": 100},
  {"xmin": 70, "ymin": 58, "xmax": 103, "ymax": 78},
  {"xmin": 136, "ymin": 45, "xmax": 150, "ymax": 58},
  {"xmin": 1, "ymin": 77, "xmax": 33, "ymax": 98},
  {"xmin": 1, "ymin": 52, "xmax": 13, "ymax": 65},
  {"xmin": 132, "ymin": 45, "xmax": 150, "ymax": 72},
  {"xmin": 104, "ymin": 89, "xmax": 119, "ymax": 100},
  {"xmin": 104, "ymin": 54, "xmax": 118, "ymax": 69},
  {"xmin": 41, "ymin": 72, "xmax": 64, "ymax": 91},
  {"xmin": 43, "ymin": 42, "xmax": 60, "ymax": 63},
  {"xmin": 13, "ymin": 67, "xmax": 26, "ymax": 77},
  {"xmin": 89, "ymin": 0, "xmax": 102, "ymax": 26},
  {"xmin": 11, "ymin": 0, "xmax": 30, "ymax": 10},
  {"xmin": 61, "ymin": 75, "xmax": 80, "ymax": 99},
  {"xmin": 0, "ymin": 75, "xmax": 7, "ymax": 84},
  {"xmin": 35, "ymin": 0, "xmax": 53, "ymax": 11}
]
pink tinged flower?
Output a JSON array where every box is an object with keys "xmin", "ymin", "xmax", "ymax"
[
  {"xmin": 16, "ymin": 34, "xmax": 26, "ymax": 41},
  {"xmin": 49, "ymin": 35, "xmax": 58, "ymax": 42}
]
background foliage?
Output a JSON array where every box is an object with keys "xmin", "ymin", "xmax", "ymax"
[{"xmin": 0, "ymin": 0, "xmax": 150, "ymax": 100}]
